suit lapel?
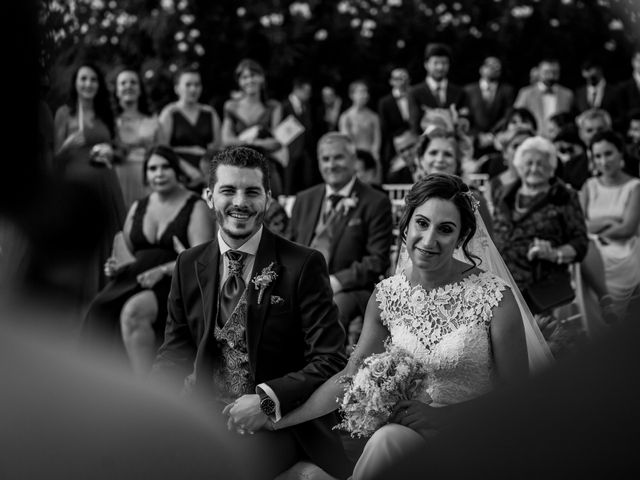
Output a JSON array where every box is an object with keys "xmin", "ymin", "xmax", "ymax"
[
  {"xmin": 328, "ymin": 180, "xmax": 362, "ymax": 259},
  {"xmin": 301, "ymin": 187, "xmax": 325, "ymax": 246},
  {"xmin": 246, "ymin": 229, "xmax": 281, "ymax": 374},
  {"xmin": 195, "ymin": 240, "xmax": 221, "ymax": 333}
]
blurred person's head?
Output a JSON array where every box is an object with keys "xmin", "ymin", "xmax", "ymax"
[
  {"xmin": 321, "ymin": 85, "xmax": 339, "ymax": 106},
  {"xmin": 632, "ymin": 49, "xmax": 640, "ymax": 76},
  {"xmin": 627, "ymin": 109, "xmax": 640, "ymax": 144},
  {"xmin": 393, "ymin": 130, "xmax": 419, "ymax": 165},
  {"xmin": 424, "ymin": 43, "xmax": 452, "ymax": 82},
  {"xmin": 497, "ymin": 125, "xmax": 536, "ymax": 169},
  {"xmin": 538, "ymin": 58, "xmax": 561, "ymax": 88},
  {"xmin": 142, "ymin": 145, "xmax": 187, "ymax": 188},
  {"xmin": 264, "ymin": 201, "xmax": 288, "ymax": 235},
  {"xmin": 206, "ymin": 146, "xmax": 271, "ymax": 248},
  {"xmin": 348, "ymin": 80, "xmax": 369, "ymax": 108},
  {"xmin": 581, "ymin": 58, "xmax": 604, "ymax": 86},
  {"xmin": 234, "ymin": 59, "xmax": 266, "ymax": 99},
  {"xmin": 68, "ymin": 62, "xmax": 114, "ymax": 137},
  {"xmin": 416, "ymin": 133, "xmax": 461, "ymax": 176},
  {"xmin": 590, "ymin": 130, "xmax": 626, "ymax": 179},
  {"xmin": 529, "ymin": 66, "xmax": 540, "ymax": 85},
  {"xmin": 553, "ymin": 126, "xmax": 586, "ymax": 164},
  {"xmin": 389, "ymin": 68, "xmax": 410, "ymax": 92},
  {"xmin": 480, "ymin": 56, "xmax": 502, "ymax": 82},
  {"xmin": 174, "ymin": 66, "xmax": 202, "ymax": 106},
  {"xmin": 513, "ymin": 136, "xmax": 558, "ymax": 189},
  {"xmin": 547, "ymin": 111, "xmax": 575, "ymax": 141},
  {"xmin": 317, "ymin": 132, "xmax": 357, "ymax": 191},
  {"xmin": 577, "ymin": 108, "xmax": 612, "ymax": 147},
  {"xmin": 505, "ymin": 108, "xmax": 538, "ymax": 133},
  {"xmin": 292, "ymin": 77, "xmax": 312, "ymax": 102},
  {"xmin": 114, "ymin": 67, "xmax": 151, "ymax": 115},
  {"xmin": 354, "ymin": 149, "xmax": 378, "ymax": 185}
]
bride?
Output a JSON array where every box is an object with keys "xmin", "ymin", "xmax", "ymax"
[{"xmin": 267, "ymin": 173, "xmax": 553, "ymax": 479}]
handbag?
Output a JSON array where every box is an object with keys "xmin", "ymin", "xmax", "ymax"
[{"xmin": 523, "ymin": 261, "xmax": 575, "ymax": 315}]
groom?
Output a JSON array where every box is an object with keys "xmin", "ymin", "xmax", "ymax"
[{"xmin": 152, "ymin": 146, "xmax": 350, "ymax": 479}]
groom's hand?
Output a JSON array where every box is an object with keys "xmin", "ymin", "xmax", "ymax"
[
  {"xmin": 390, "ymin": 399, "xmax": 451, "ymax": 438},
  {"xmin": 223, "ymin": 394, "xmax": 269, "ymax": 434}
]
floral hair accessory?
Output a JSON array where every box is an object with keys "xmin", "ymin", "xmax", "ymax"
[
  {"xmin": 460, "ymin": 190, "xmax": 480, "ymax": 212},
  {"xmin": 252, "ymin": 262, "xmax": 277, "ymax": 305}
]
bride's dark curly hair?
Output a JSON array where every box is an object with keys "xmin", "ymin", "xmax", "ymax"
[{"xmin": 398, "ymin": 173, "xmax": 480, "ymax": 269}]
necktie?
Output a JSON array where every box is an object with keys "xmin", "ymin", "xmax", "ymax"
[
  {"xmin": 323, "ymin": 194, "xmax": 343, "ymax": 223},
  {"xmin": 219, "ymin": 250, "xmax": 246, "ymax": 327},
  {"xmin": 436, "ymin": 84, "xmax": 445, "ymax": 106},
  {"xmin": 589, "ymin": 88, "xmax": 598, "ymax": 107}
]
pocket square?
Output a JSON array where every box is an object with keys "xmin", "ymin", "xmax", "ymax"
[
  {"xmin": 270, "ymin": 295, "xmax": 284, "ymax": 305},
  {"xmin": 347, "ymin": 218, "xmax": 362, "ymax": 227}
]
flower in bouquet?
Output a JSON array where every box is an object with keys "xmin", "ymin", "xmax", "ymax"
[{"xmin": 335, "ymin": 343, "xmax": 428, "ymax": 438}]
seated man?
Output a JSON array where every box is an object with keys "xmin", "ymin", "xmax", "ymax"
[
  {"xmin": 387, "ymin": 129, "xmax": 419, "ymax": 184},
  {"xmin": 290, "ymin": 133, "xmax": 393, "ymax": 345}
]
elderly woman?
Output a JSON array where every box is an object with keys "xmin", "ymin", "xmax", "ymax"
[{"xmin": 493, "ymin": 136, "xmax": 589, "ymax": 338}]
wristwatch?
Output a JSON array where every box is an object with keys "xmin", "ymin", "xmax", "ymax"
[{"xmin": 257, "ymin": 388, "xmax": 276, "ymax": 417}]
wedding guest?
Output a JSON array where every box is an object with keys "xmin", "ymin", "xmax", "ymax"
[
  {"xmin": 378, "ymin": 68, "xmax": 412, "ymax": 179},
  {"xmin": 553, "ymin": 126, "xmax": 590, "ymax": 191},
  {"xmin": 355, "ymin": 148, "xmax": 384, "ymax": 192},
  {"xmin": 408, "ymin": 43, "xmax": 468, "ymax": 135},
  {"xmin": 386, "ymin": 130, "xmax": 419, "ymax": 184},
  {"xmin": 612, "ymin": 49, "xmax": 640, "ymax": 128},
  {"xmin": 546, "ymin": 111, "xmax": 575, "ymax": 142},
  {"xmin": 264, "ymin": 200, "xmax": 289, "ymax": 237},
  {"xmin": 152, "ymin": 146, "xmax": 351, "ymax": 480},
  {"xmin": 113, "ymin": 67, "xmax": 164, "ymax": 207},
  {"xmin": 464, "ymin": 56, "xmax": 515, "ymax": 156},
  {"xmin": 273, "ymin": 174, "xmax": 534, "ymax": 479},
  {"xmin": 339, "ymin": 80, "xmax": 381, "ymax": 176},
  {"xmin": 158, "ymin": 66, "xmax": 222, "ymax": 192},
  {"xmin": 625, "ymin": 109, "xmax": 640, "ymax": 170},
  {"xmin": 576, "ymin": 107, "xmax": 611, "ymax": 150},
  {"xmin": 81, "ymin": 145, "xmax": 214, "ymax": 376},
  {"xmin": 414, "ymin": 131, "xmax": 492, "ymax": 235},
  {"xmin": 221, "ymin": 58, "xmax": 284, "ymax": 197},
  {"xmin": 53, "ymin": 61, "xmax": 127, "ymax": 307},
  {"xmin": 280, "ymin": 76, "xmax": 318, "ymax": 194},
  {"xmin": 316, "ymin": 84, "xmax": 343, "ymax": 136},
  {"xmin": 580, "ymin": 130, "xmax": 640, "ymax": 319},
  {"xmin": 514, "ymin": 58, "xmax": 574, "ymax": 138},
  {"xmin": 572, "ymin": 58, "xmax": 617, "ymax": 116},
  {"xmin": 493, "ymin": 136, "xmax": 588, "ymax": 339},
  {"xmin": 290, "ymin": 133, "xmax": 392, "ymax": 346}
]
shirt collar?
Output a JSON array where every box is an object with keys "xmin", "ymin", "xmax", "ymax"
[
  {"xmin": 537, "ymin": 82, "xmax": 556, "ymax": 93},
  {"xmin": 479, "ymin": 78, "xmax": 496, "ymax": 91},
  {"xmin": 392, "ymin": 87, "xmax": 407, "ymax": 99},
  {"xmin": 325, "ymin": 176, "xmax": 356, "ymax": 199},
  {"xmin": 218, "ymin": 226, "xmax": 263, "ymax": 257},
  {"xmin": 288, "ymin": 93, "xmax": 303, "ymax": 115},
  {"xmin": 426, "ymin": 76, "xmax": 447, "ymax": 92}
]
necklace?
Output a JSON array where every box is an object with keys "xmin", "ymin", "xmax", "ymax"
[{"xmin": 514, "ymin": 191, "xmax": 533, "ymax": 215}]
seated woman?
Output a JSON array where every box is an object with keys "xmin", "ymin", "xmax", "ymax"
[
  {"xmin": 81, "ymin": 145, "xmax": 215, "ymax": 375},
  {"xmin": 414, "ymin": 131, "xmax": 493, "ymax": 237},
  {"xmin": 493, "ymin": 136, "xmax": 589, "ymax": 340},
  {"xmin": 580, "ymin": 130, "xmax": 640, "ymax": 319},
  {"xmin": 254, "ymin": 174, "xmax": 549, "ymax": 479}
]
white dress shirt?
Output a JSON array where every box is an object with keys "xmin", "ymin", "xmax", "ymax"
[{"xmin": 426, "ymin": 76, "xmax": 448, "ymax": 105}]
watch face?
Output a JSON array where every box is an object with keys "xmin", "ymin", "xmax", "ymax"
[{"xmin": 260, "ymin": 397, "xmax": 276, "ymax": 416}]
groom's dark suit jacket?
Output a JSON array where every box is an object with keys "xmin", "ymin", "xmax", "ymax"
[
  {"xmin": 290, "ymin": 179, "xmax": 393, "ymax": 293},
  {"xmin": 153, "ymin": 228, "xmax": 350, "ymax": 477}
]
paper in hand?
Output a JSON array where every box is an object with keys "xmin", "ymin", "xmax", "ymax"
[
  {"xmin": 111, "ymin": 231, "xmax": 135, "ymax": 267},
  {"xmin": 273, "ymin": 115, "xmax": 305, "ymax": 146},
  {"xmin": 237, "ymin": 125, "xmax": 261, "ymax": 143}
]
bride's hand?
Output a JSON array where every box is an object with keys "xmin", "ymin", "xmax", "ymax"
[{"xmin": 390, "ymin": 399, "xmax": 449, "ymax": 437}]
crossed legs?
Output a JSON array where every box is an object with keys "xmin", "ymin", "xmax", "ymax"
[{"xmin": 120, "ymin": 290, "xmax": 158, "ymax": 376}]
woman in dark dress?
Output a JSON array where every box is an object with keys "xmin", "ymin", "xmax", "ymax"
[
  {"xmin": 82, "ymin": 146, "xmax": 215, "ymax": 376},
  {"xmin": 53, "ymin": 62, "xmax": 127, "ymax": 308}
]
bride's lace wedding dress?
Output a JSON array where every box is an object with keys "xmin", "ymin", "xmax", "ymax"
[{"xmin": 377, "ymin": 271, "xmax": 506, "ymax": 406}]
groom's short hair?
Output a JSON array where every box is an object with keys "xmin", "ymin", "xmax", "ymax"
[{"xmin": 208, "ymin": 146, "xmax": 271, "ymax": 193}]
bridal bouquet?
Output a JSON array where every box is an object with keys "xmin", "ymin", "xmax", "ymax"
[{"xmin": 335, "ymin": 344, "xmax": 428, "ymax": 438}]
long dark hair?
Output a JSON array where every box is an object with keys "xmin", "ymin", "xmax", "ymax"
[
  {"xmin": 142, "ymin": 145, "xmax": 187, "ymax": 186},
  {"xmin": 398, "ymin": 173, "xmax": 480, "ymax": 269},
  {"xmin": 67, "ymin": 62, "xmax": 115, "ymax": 138}
]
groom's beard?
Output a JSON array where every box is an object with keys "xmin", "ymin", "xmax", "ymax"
[{"xmin": 215, "ymin": 206, "xmax": 266, "ymax": 240}]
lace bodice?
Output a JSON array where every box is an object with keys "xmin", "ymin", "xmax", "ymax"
[{"xmin": 376, "ymin": 271, "xmax": 507, "ymax": 406}]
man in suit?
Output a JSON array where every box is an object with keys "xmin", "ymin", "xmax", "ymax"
[
  {"xmin": 613, "ymin": 49, "xmax": 640, "ymax": 129},
  {"xmin": 152, "ymin": 146, "xmax": 350, "ymax": 480},
  {"xmin": 464, "ymin": 56, "xmax": 515, "ymax": 157},
  {"xmin": 290, "ymin": 133, "xmax": 393, "ymax": 345},
  {"xmin": 572, "ymin": 58, "xmax": 617, "ymax": 117},
  {"xmin": 378, "ymin": 68, "xmax": 412, "ymax": 180},
  {"xmin": 514, "ymin": 58, "xmax": 574, "ymax": 138},
  {"xmin": 281, "ymin": 77, "xmax": 318, "ymax": 195},
  {"xmin": 408, "ymin": 43, "xmax": 469, "ymax": 135}
]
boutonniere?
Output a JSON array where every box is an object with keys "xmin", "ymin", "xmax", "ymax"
[
  {"xmin": 336, "ymin": 194, "xmax": 358, "ymax": 216},
  {"xmin": 252, "ymin": 262, "xmax": 278, "ymax": 305}
]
